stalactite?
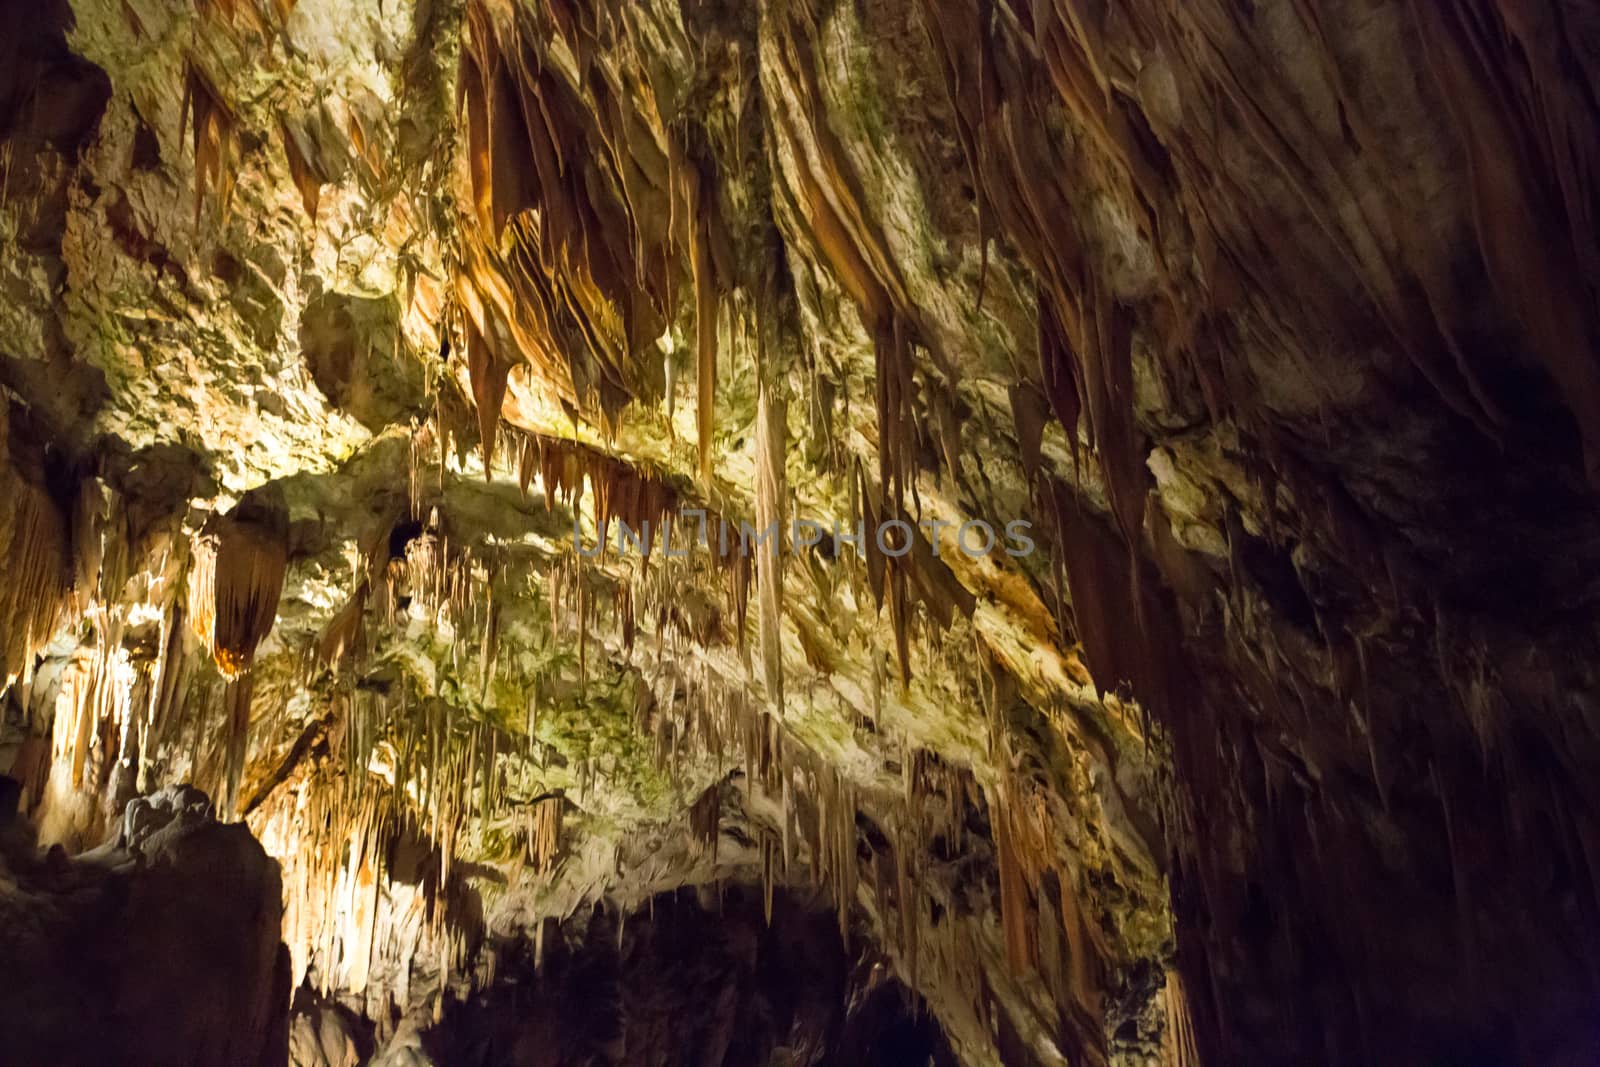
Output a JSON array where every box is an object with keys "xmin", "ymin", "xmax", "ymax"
[
  {"xmin": 854, "ymin": 462, "xmax": 914, "ymax": 687},
  {"xmin": 873, "ymin": 316, "xmax": 917, "ymax": 518},
  {"xmin": 1163, "ymin": 968, "xmax": 1201, "ymax": 1067},
  {"xmin": 221, "ymin": 675, "xmax": 254, "ymax": 820},
  {"xmin": 1043, "ymin": 477, "xmax": 1185, "ymax": 720},
  {"xmin": 1060, "ymin": 864, "xmax": 1093, "ymax": 1014},
  {"xmin": 781, "ymin": 773, "xmax": 794, "ymax": 875},
  {"xmin": 688, "ymin": 165, "xmax": 718, "ymax": 485},
  {"xmin": 754, "ymin": 380, "xmax": 786, "ymax": 708},
  {"xmin": 179, "ymin": 62, "xmax": 237, "ymax": 225},
  {"xmin": 992, "ymin": 782, "xmax": 1037, "ymax": 972},
  {"xmin": 896, "ymin": 822, "xmax": 919, "ymax": 995},
  {"xmin": 466, "ymin": 315, "xmax": 509, "ymax": 478},
  {"xmin": 187, "ymin": 493, "xmax": 289, "ymax": 680},
  {"xmin": 689, "ymin": 781, "xmax": 721, "ymax": 860},
  {"xmin": 762, "ymin": 836, "xmax": 776, "ymax": 926},
  {"xmin": 856, "ymin": 460, "xmax": 886, "ymax": 610},
  {"xmin": 576, "ymin": 556, "xmax": 588, "ymax": 692},
  {"xmin": 0, "ymin": 418, "xmax": 73, "ymax": 691},
  {"xmin": 531, "ymin": 795, "xmax": 563, "ymax": 874},
  {"xmin": 478, "ymin": 576, "xmax": 500, "ymax": 700},
  {"xmin": 618, "ymin": 582, "xmax": 636, "ymax": 654},
  {"xmin": 1038, "ymin": 284, "xmax": 1082, "ymax": 476},
  {"xmin": 278, "ymin": 115, "xmax": 324, "ymax": 224},
  {"xmin": 138, "ymin": 604, "xmax": 184, "ymax": 791}
]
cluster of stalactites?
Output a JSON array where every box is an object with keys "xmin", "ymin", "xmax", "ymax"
[
  {"xmin": 689, "ymin": 781, "xmax": 721, "ymax": 858},
  {"xmin": 873, "ymin": 748, "xmax": 975, "ymax": 995},
  {"xmin": 46, "ymin": 635, "xmax": 136, "ymax": 825},
  {"xmin": 0, "ymin": 451, "xmax": 73, "ymax": 692},
  {"xmin": 640, "ymin": 645, "xmax": 1004, "ymax": 1009},
  {"xmin": 310, "ymin": 504, "xmax": 483, "ymax": 692},
  {"xmin": 252, "ymin": 687, "xmax": 524, "ymax": 1016},
  {"xmin": 644, "ymin": 660, "xmax": 863, "ymax": 944},
  {"xmin": 510, "ymin": 429, "xmax": 681, "ymax": 556},
  {"xmin": 513, "ymin": 427, "xmax": 754, "ymax": 672},
  {"xmin": 455, "ymin": 0, "xmax": 733, "ymax": 448},
  {"xmin": 399, "ymin": 510, "xmax": 471, "ymax": 625},
  {"xmin": 179, "ymin": 61, "xmax": 239, "ymax": 226},
  {"xmin": 0, "ymin": 402, "xmax": 192, "ymax": 837},
  {"xmin": 983, "ymin": 688, "xmax": 1104, "ymax": 1038},
  {"xmin": 529, "ymin": 795, "xmax": 563, "ymax": 874}
]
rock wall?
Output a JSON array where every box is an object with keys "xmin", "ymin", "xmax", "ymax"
[{"xmin": 0, "ymin": 784, "xmax": 290, "ymax": 1067}]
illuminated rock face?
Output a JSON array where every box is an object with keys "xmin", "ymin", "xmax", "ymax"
[{"xmin": 3, "ymin": 0, "xmax": 1600, "ymax": 1063}]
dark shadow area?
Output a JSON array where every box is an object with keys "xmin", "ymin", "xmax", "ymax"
[{"xmin": 420, "ymin": 884, "xmax": 957, "ymax": 1067}]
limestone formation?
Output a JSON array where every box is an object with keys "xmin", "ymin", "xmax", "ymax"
[{"xmin": 3, "ymin": 0, "xmax": 1600, "ymax": 1063}]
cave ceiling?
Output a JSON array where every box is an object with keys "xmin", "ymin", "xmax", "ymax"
[{"xmin": 3, "ymin": 0, "xmax": 1600, "ymax": 1064}]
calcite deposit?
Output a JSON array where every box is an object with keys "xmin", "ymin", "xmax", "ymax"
[{"xmin": 3, "ymin": 0, "xmax": 1599, "ymax": 1063}]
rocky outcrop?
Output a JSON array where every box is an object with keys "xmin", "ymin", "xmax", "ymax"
[{"xmin": 0, "ymin": 784, "xmax": 290, "ymax": 1067}]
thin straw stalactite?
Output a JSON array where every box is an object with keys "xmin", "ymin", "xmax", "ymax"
[
  {"xmin": 531, "ymin": 795, "xmax": 563, "ymax": 874},
  {"xmin": 688, "ymin": 165, "xmax": 718, "ymax": 485},
  {"xmin": 754, "ymin": 380, "xmax": 785, "ymax": 710}
]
